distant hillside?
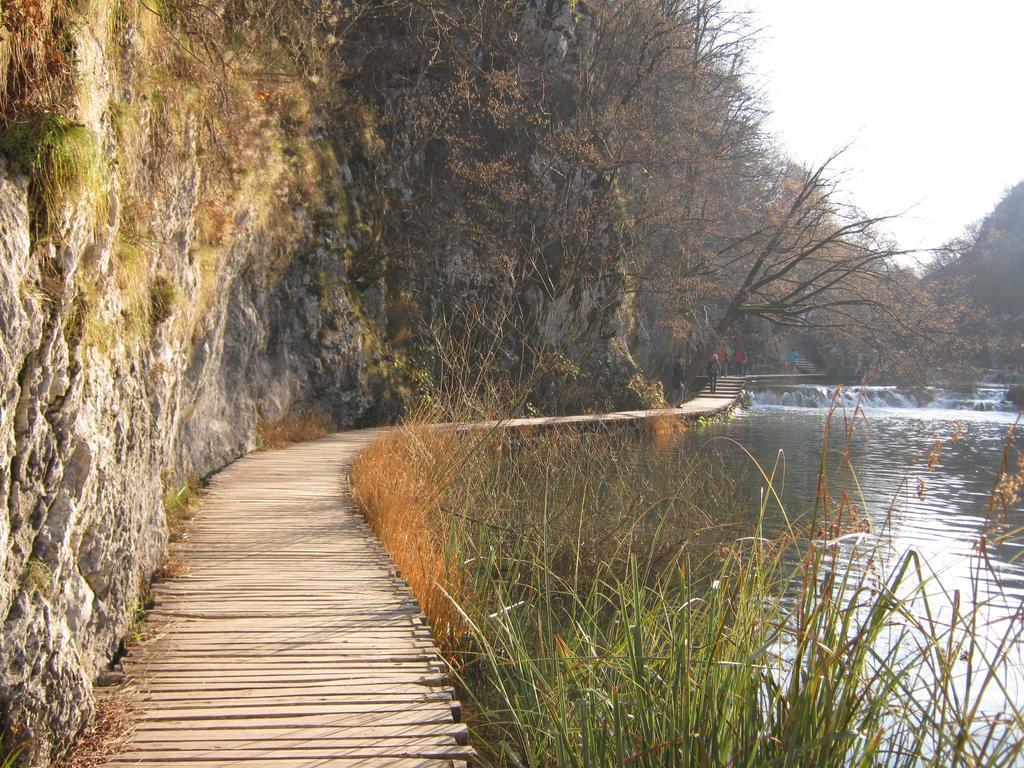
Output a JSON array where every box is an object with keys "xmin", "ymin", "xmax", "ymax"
[
  {"xmin": 929, "ymin": 181, "xmax": 1024, "ymax": 371},
  {"xmin": 964, "ymin": 181, "xmax": 1024, "ymax": 320}
]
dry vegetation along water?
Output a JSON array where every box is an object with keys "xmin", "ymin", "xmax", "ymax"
[{"xmin": 352, "ymin": 411, "xmax": 1024, "ymax": 767}]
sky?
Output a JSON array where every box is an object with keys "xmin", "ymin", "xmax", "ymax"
[{"xmin": 739, "ymin": 0, "xmax": 1024, "ymax": 254}]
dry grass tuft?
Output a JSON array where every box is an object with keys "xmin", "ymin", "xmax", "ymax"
[
  {"xmin": 646, "ymin": 413, "xmax": 688, "ymax": 449},
  {"xmin": 257, "ymin": 408, "xmax": 331, "ymax": 450},
  {"xmin": 23, "ymin": 557, "xmax": 55, "ymax": 598},
  {"xmin": 162, "ymin": 474, "xmax": 202, "ymax": 541},
  {"xmin": 350, "ymin": 428, "xmax": 469, "ymax": 648},
  {"xmin": 158, "ymin": 557, "xmax": 190, "ymax": 578},
  {"xmin": 350, "ymin": 422, "xmax": 746, "ymax": 653},
  {"xmin": 59, "ymin": 686, "xmax": 135, "ymax": 768},
  {"xmin": 1, "ymin": 0, "xmax": 75, "ymax": 123}
]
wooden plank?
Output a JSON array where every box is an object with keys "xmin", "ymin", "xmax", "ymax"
[
  {"xmin": 137, "ymin": 644, "xmax": 440, "ymax": 656},
  {"xmin": 131, "ymin": 686, "xmax": 455, "ymax": 702},
  {"xmin": 123, "ymin": 661, "xmax": 438, "ymax": 673},
  {"xmin": 128, "ymin": 684, "xmax": 448, "ymax": 700},
  {"xmin": 130, "ymin": 650, "xmax": 442, "ymax": 661},
  {"xmin": 135, "ymin": 702, "xmax": 456, "ymax": 721},
  {"xmin": 129, "ymin": 691, "xmax": 454, "ymax": 709},
  {"xmin": 140, "ymin": 619, "xmax": 430, "ymax": 629},
  {"xmin": 129, "ymin": 674, "xmax": 447, "ymax": 689},
  {"xmin": 129, "ymin": 711, "xmax": 460, "ymax": 731},
  {"xmin": 109, "ymin": 745, "xmax": 474, "ymax": 760},
  {"xmin": 127, "ymin": 723, "xmax": 468, "ymax": 742}
]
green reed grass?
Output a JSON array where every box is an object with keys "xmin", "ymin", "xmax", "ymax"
[
  {"xmin": 451, "ymin": 536, "xmax": 1024, "ymax": 767},
  {"xmin": 353, "ymin": 404, "xmax": 1024, "ymax": 767}
]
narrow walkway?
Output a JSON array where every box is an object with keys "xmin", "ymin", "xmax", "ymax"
[
  {"xmin": 792, "ymin": 353, "xmax": 821, "ymax": 376},
  {"xmin": 104, "ymin": 431, "xmax": 473, "ymax": 767},
  {"xmin": 104, "ymin": 393, "xmax": 740, "ymax": 767},
  {"xmin": 463, "ymin": 389, "xmax": 738, "ymax": 430}
]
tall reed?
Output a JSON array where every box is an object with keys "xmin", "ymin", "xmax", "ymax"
[{"xmin": 351, "ymin": 406, "xmax": 1024, "ymax": 766}]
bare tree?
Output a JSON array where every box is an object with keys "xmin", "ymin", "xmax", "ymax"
[{"xmin": 677, "ymin": 155, "xmax": 908, "ymax": 385}]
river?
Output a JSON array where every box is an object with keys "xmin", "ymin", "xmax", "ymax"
[
  {"xmin": 681, "ymin": 382, "xmax": 1024, "ymax": 720},
  {"xmin": 697, "ymin": 384, "xmax": 1022, "ymax": 588}
]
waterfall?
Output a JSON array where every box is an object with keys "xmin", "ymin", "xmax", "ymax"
[{"xmin": 748, "ymin": 384, "xmax": 1016, "ymax": 413}]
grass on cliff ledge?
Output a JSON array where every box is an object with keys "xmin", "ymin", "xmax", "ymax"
[
  {"xmin": 0, "ymin": 113, "xmax": 107, "ymax": 236},
  {"xmin": 351, "ymin": 407, "xmax": 1024, "ymax": 767}
]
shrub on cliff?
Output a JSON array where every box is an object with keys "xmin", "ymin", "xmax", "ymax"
[
  {"xmin": 0, "ymin": 0, "xmax": 75, "ymax": 122},
  {"xmin": 0, "ymin": 113, "xmax": 106, "ymax": 235}
]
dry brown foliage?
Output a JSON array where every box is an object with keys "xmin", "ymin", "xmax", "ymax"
[
  {"xmin": 157, "ymin": 556, "xmax": 190, "ymax": 578},
  {"xmin": 349, "ymin": 428, "xmax": 469, "ymax": 648},
  {"xmin": 1, "ymin": 0, "xmax": 75, "ymax": 123},
  {"xmin": 646, "ymin": 413, "xmax": 689, "ymax": 448},
  {"xmin": 58, "ymin": 686, "xmax": 135, "ymax": 768},
  {"xmin": 257, "ymin": 408, "xmax": 331, "ymax": 450}
]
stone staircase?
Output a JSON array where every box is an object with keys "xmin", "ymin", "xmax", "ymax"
[
  {"xmin": 693, "ymin": 375, "xmax": 745, "ymax": 401},
  {"xmin": 793, "ymin": 353, "xmax": 821, "ymax": 375},
  {"xmin": 687, "ymin": 351, "xmax": 824, "ymax": 403}
]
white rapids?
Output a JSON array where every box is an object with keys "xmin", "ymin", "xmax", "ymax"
[{"xmin": 748, "ymin": 384, "xmax": 1017, "ymax": 413}]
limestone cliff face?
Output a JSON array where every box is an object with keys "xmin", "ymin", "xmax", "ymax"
[
  {"xmin": 0, "ymin": 10, "xmax": 376, "ymax": 763},
  {"xmin": 0, "ymin": 0, "xmax": 658, "ymax": 759}
]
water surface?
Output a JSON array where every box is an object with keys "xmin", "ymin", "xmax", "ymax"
[
  {"xmin": 678, "ymin": 383, "xmax": 1024, "ymax": 711},
  {"xmin": 695, "ymin": 390, "xmax": 1023, "ymax": 588}
]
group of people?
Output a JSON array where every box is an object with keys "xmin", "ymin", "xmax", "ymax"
[
  {"xmin": 670, "ymin": 344, "xmax": 753, "ymax": 400},
  {"xmin": 702, "ymin": 345, "xmax": 752, "ymax": 395}
]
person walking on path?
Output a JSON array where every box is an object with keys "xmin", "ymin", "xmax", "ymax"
[
  {"xmin": 733, "ymin": 347, "xmax": 745, "ymax": 377},
  {"xmin": 671, "ymin": 356, "xmax": 686, "ymax": 405},
  {"xmin": 708, "ymin": 353, "xmax": 722, "ymax": 393},
  {"xmin": 789, "ymin": 350, "xmax": 799, "ymax": 372}
]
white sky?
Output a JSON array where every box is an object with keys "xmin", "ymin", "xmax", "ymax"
[{"xmin": 739, "ymin": 0, "xmax": 1024, "ymax": 253}]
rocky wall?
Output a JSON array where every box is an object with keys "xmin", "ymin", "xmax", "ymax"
[{"xmin": 0, "ymin": 16, "xmax": 375, "ymax": 766}]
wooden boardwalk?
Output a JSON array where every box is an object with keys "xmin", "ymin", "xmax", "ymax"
[
  {"xmin": 456, "ymin": 388, "xmax": 739, "ymax": 431},
  {"xmin": 104, "ymin": 392, "xmax": 741, "ymax": 766},
  {"xmin": 104, "ymin": 431, "xmax": 473, "ymax": 767}
]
